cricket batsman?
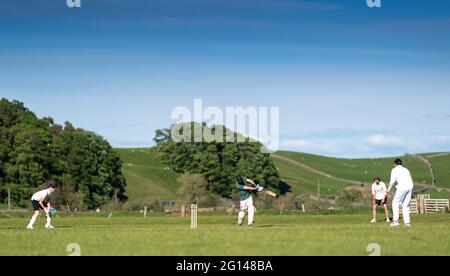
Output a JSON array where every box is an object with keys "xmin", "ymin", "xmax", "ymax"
[
  {"xmin": 236, "ymin": 176, "xmax": 263, "ymax": 227},
  {"xmin": 26, "ymin": 184, "xmax": 56, "ymax": 229},
  {"xmin": 387, "ymin": 159, "xmax": 414, "ymax": 227},
  {"xmin": 370, "ymin": 176, "xmax": 390, "ymax": 223}
]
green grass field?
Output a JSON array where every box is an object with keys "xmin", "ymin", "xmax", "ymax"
[{"xmin": 1, "ymin": 213, "xmax": 449, "ymax": 256}]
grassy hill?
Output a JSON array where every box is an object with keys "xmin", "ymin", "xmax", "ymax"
[
  {"xmin": 272, "ymin": 156, "xmax": 346, "ymax": 196},
  {"xmin": 274, "ymin": 151, "xmax": 433, "ymax": 185},
  {"xmin": 115, "ymin": 148, "xmax": 450, "ymax": 203},
  {"xmin": 114, "ymin": 148, "xmax": 180, "ymax": 205},
  {"xmin": 426, "ymin": 153, "xmax": 450, "ymax": 188}
]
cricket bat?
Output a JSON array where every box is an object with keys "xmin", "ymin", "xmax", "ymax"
[
  {"xmin": 262, "ymin": 188, "xmax": 278, "ymax": 198},
  {"xmin": 249, "ymin": 180, "xmax": 278, "ymax": 198}
]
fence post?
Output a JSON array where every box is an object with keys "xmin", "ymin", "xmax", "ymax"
[
  {"xmin": 419, "ymin": 196, "xmax": 423, "ymax": 214},
  {"xmin": 181, "ymin": 205, "xmax": 186, "ymax": 217},
  {"xmin": 420, "ymin": 195, "xmax": 425, "ymax": 214},
  {"xmin": 317, "ymin": 179, "xmax": 320, "ymax": 202},
  {"xmin": 7, "ymin": 187, "xmax": 11, "ymax": 211},
  {"xmin": 144, "ymin": 206, "xmax": 147, "ymax": 218},
  {"xmin": 191, "ymin": 204, "xmax": 198, "ymax": 229}
]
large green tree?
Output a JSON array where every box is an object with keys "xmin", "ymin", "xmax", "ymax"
[
  {"xmin": 154, "ymin": 122, "xmax": 288, "ymax": 198},
  {"xmin": 0, "ymin": 98, "xmax": 127, "ymax": 209}
]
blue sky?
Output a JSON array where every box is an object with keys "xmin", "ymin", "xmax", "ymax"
[{"xmin": 1, "ymin": 0, "xmax": 450, "ymax": 157}]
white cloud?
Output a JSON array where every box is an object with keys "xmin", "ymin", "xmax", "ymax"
[
  {"xmin": 281, "ymin": 140, "xmax": 342, "ymax": 154},
  {"xmin": 365, "ymin": 134, "xmax": 405, "ymax": 147},
  {"xmin": 280, "ymin": 133, "xmax": 450, "ymax": 158},
  {"xmin": 431, "ymin": 136, "xmax": 450, "ymax": 144}
]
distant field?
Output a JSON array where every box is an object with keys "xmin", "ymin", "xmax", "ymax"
[
  {"xmin": 1, "ymin": 213, "xmax": 449, "ymax": 256},
  {"xmin": 275, "ymin": 151, "xmax": 433, "ymax": 185}
]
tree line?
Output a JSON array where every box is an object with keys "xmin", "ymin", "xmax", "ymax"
[{"xmin": 0, "ymin": 99, "xmax": 127, "ymax": 209}]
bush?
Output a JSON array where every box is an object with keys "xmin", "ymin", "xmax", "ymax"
[
  {"xmin": 337, "ymin": 188, "xmax": 364, "ymax": 208},
  {"xmin": 177, "ymin": 173, "xmax": 209, "ymax": 205},
  {"xmin": 198, "ymin": 193, "xmax": 219, "ymax": 208},
  {"xmin": 51, "ymin": 180, "xmax": 84, "ymax": 211},
  {"xmin": 276, "ymin": 193, "xmax": 297, "ymax": 210},
  {"xmin": 125, "ymin": 199, "xmax": 164, "ymax": 212},
  {"xmin": 254, "ymin": 194, "xmax": 277, "ymax": 210}
]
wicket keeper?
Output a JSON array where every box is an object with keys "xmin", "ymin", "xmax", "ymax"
[
  {"xmin": 26, "ymin": 184, "xmax": 56, "ymax": 229},
  {"xmin": 370, "ymin": 176, "xmax": 390, "ymax": 223},
  {"xmin": 236, "ymin": 176, "xmax": 263, "ymax": 227}
]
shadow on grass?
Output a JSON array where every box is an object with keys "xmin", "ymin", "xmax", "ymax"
[
  {"xmin": 0, "ymin": 225, "xmax": 73, "ymax": 230},
  {"xmin": 257, "ymin": 225, "xmax": 277, "ymax": 228}
]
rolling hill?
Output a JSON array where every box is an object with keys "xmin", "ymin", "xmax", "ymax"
[
  {"xmin": 114, "ymin": 148, "xmax": 180, "ymax": 205},
  {"xmin": 274, "ymin": 151, "xmax": 433, "ymax": 186},
  {"xmin": 115, "ymin": 148, "xmax": 450, "ymax": 204},
  {"xmin": 426, "ymin": 153, "xmax": 450, "ymax": 188}
]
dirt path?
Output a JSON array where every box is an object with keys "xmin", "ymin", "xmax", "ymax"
[{"xmin": 406, "ymin": 154, "xmax": 436, "ymax": 188}]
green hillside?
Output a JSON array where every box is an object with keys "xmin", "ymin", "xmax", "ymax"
[
  {"xmin": 273, "ymin": 157, "xmax": 346, "ymax": 196},
  {"xmin": 115, "ymin": 148, "xmax": 450, "ymax": 203},
  {"xmin": 426, "ymin": 153, "xmax": 450, "ymax": 188},
  {"xmin": 114, "ymin": 148, "xmax": 180, "ymax": 205},
  {"xmin": 275, "ymin": 151, "xmax": 433, "ymax": 185}
]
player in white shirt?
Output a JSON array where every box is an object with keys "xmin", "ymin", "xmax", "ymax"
[
  {"xmin": 387, "ymin": 159, "xmax": 414, "ymax": 227},
  {"xmin": 370, "ymin": 176, "xmax": 390, "ymax": 223},
  {"xmin": 26, "ymin": 184, "xmax": 56, "ymax": 230}
]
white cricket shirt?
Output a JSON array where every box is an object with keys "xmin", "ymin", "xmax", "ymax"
[
  {"xmin": 388, "ymin": 165, "xmax": 414, "ymax": 191},
  {"xmin": 31, "ymin": 189, "xmax": 51, "ymax": 201},
  {"xmin": 371, "ymin": 182, "xmax": 387, "ymax": 200}
]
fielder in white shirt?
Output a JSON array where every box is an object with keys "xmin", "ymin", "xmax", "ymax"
[
  {"xmin": 370, "ymin": 176, "xmax": 390, "ymax": 223},
  {"xmin": 387, "ymin": 159, "xmax": 414, "ymax": 227},
  {"xmin": 26, "ymin": 184, "xmax": 56, "ymax": 229}
]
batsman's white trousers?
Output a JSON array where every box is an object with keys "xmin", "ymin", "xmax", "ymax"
[
  {"xmin": 240, "ymin": 196, "xmax": 254, "ymax": 211},
  {"xmin": 239, "ymin": 197, "xmax": 255, "ymax": 225},
  {"xmin": 392, "ymin": 187, "xmax": 413, "ymax": 224}
]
